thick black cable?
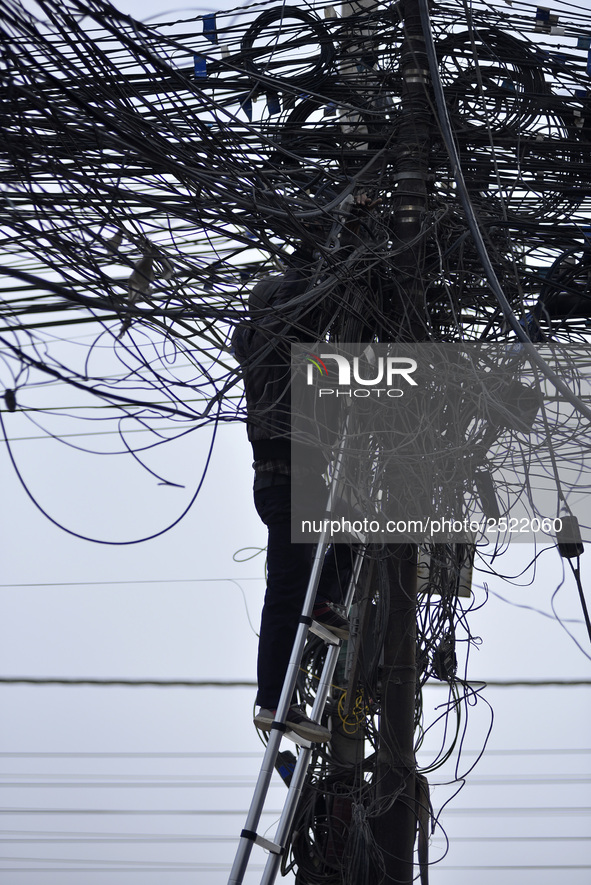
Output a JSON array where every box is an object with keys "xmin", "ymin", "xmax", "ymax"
[
  {"xmin": 0, "ymin": 405, "xmax": 217, "ymax": 544},
  {"xmin": 567, "ymin": 556, "xmax": 591, "ymax": 642}
]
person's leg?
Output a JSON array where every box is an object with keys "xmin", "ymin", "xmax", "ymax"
[
  {"xmin": 254, "ymin": 483, "xmax": 314, "ymax": 709},
  {"xmin": 309, "ymin": 543, "xmax": 355, "ymax": 641},
  {"xmin": 316, "ymin": 543, "xmax": 355, "ymax": 606}
]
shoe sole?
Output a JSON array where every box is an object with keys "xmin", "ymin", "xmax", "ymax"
[
  {"xmin": 288, "ymin": 720, "xmax": 331, "ymax": 743},
  {"xmin": 253, "ymin": 709, "xmax": 274, "ymax": 731},
  {"xmin": 253, "ymin": 710, "xmax": 331, "ymax": 743}
]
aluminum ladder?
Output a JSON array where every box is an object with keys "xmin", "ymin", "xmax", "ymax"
[{"xmin": 227, "ymin": 531, "xmax": 365, "ymax": 885}]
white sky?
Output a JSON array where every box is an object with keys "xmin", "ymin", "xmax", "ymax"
[{"xmin": 0, "ymin": 1, "xmax": 590, "ymax": 883}]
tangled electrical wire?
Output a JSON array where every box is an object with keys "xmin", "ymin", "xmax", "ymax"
[
  {"xmin": 2, "ymin": 0, "xmax": 591, "ymax": 880},
  {"xmin": 271, "ymin": 542, "xmax": 486, "ymax": 884},
  {"xmin": 2, "ymin": 0, "xmax": 591, "ymax": 343}
]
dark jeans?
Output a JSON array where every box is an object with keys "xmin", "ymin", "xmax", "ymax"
[{"xmin": 254, "ymin": 477, "xmax": 353, "ymax": 709}]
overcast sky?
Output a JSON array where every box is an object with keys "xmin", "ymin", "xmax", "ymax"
[{"xmin": 0, "ymin": 1, "xmax": 590, "ymax": 883}]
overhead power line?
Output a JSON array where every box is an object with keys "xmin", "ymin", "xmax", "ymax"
[
  {"xmin": 0, "ymin": 748, "xmax": 589, "ymax": 757},
  {"xmin": 0, "ymin": 676, "xmax": 589, "ymax": 687}
]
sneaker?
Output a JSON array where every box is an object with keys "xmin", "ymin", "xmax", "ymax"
[
  {"xmin": 253, "ymin": 705, "xmax": 331, "ymax": 743},
  {"xmin": 312, "ymin": 602, "xmax": 350, "ymax": 640}
]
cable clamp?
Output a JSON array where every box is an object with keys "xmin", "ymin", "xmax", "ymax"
[
  {"xmin": 393, "ymin": 172, "xmax": 428, "ymax": 182},
  {"xmin": 403, "ymin": 67, "xmax": 429, "ymax": 84}
]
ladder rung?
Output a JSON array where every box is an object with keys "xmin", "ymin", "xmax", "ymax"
[
  {"xmin": 309, "ymin": 620, "xmax": 341, "ymax": 645},
  {"xmin": 241, "ymin": 829, "xmax": 283, "ymax": 855}
]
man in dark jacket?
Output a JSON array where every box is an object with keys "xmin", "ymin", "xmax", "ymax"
[{"xmin": 233, "ymin": 245, "xmax": 353, "ymax": 744}]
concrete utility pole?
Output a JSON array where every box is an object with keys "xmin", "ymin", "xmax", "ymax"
[
  {"xmin": 374, "ymin": 547, "xmax": 418, "ymax": 884},
  {"xmin": 372, "ymin": 0, "xmax": 431, "ymax": 879}
]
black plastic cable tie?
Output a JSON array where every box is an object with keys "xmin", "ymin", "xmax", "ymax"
[
  {"xmin": 241, "ymin": 829, "xmax": 258, "ymax": 842},
  {"xmin": 300, "ymin": 615, "xmax": 313, "ymax": 626},
  {"xmin": 271, "ymin": 721, "xmax": 287, "ymax": 733}
]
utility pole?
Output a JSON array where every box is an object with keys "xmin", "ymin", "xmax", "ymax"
[
  {"xmin": 372, "ymin": 0, "xmax": 431, "ymax": 879},
  {"xmin": 374, "ymin": 547, "xmax": 418, "ymax": 884}
]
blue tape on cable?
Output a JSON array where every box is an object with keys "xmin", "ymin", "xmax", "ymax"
[
  {"xmin": 267, "ymin": 93, "xmax": 280, "ymax": 116},
  {"xmin": 193, "ymin": 54, "xmax": 207, "ymax": 78},
  {"xmin": 577, "ymin": 36, "xmax": 591, "ymax": 50},
  {"xmin": 203, "ymin": 14, "xmax": 217, "ymax": 43},
  {"xmin": 587, "ymin": 48, "xmax": 591, "ymax": 77}
]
